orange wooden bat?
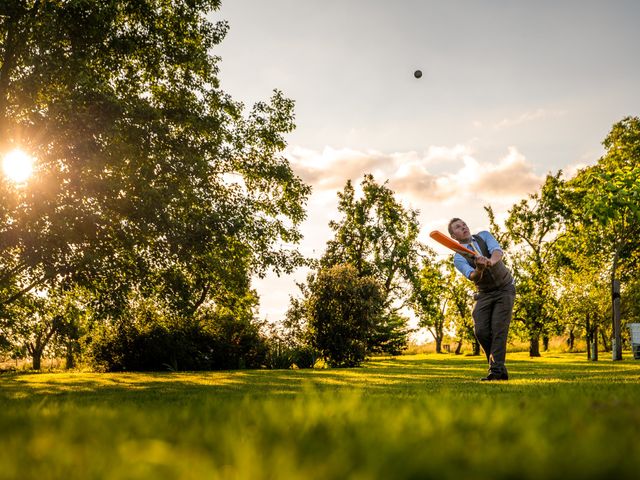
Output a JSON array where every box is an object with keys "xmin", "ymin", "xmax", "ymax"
[{"xmin": 429, "ymin": 230, "xmax": 477, "ymax": 257}]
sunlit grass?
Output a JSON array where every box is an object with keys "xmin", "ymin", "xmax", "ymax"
[{"xmin": 1, "ymin": 352, "xmax": 639, "ymax": 479}]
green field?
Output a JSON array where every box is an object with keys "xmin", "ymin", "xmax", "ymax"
[{"xmin": 1, "ymin": 352, "xmax": 639, "ymax": 480}]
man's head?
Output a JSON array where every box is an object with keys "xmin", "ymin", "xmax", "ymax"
[{"xmin": 448, "ymin": 218, "xmax": 472, "ymax": 243}]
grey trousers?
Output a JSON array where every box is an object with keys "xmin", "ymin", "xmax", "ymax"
[{"xmin": 472, "ymin": 283, "xmax": 516, "ymax": 375}]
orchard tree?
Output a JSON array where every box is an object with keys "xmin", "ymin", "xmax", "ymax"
[
  {"xmin": 319, "ymin": 175, "xmax": 423, "ymax": 353},
  {"xmin": 411, "ymin": 257, "xmax": 449, "ymax": 353},
  {"xmin": 444, "ymin": 262, "xmax": 478, "ymax": 355},
  {"xmin": 564, "ymin": 116, "xmax": 640, "ymax": 359},
  {"xmin": 1, "ymin": 292, "xmax": 60, "ymax": 370},
  {"xmin": 509, "ymin": 249, "xmax": 560, "ymax": 356},
  {"xmin": 413, "ymin": 260, "xmax": 478, "ymax": 355},
  {"xmin": 503, "ymin": 173, "xmax": 565, "ymax": 356},
  {"xmin": 554, "ymin": 253, "xmax": 610, "ymax": 357},
  {"xmin": 0, "ymin": 1, "xmax": 310, "ymax": 330},
  {"xmin": 0, "ymin": 280, "xmax": 88, "ymax": 370}
]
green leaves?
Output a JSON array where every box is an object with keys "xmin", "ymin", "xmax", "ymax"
[
  {"xmin": 319, "ymin": 175, "xmax": 424, "ymax": 353},
  {"xmin": 0, "ymin": 1, "xmax": 310, "ymax": 326},
  {"xmin": 564, "ymin": 116, "xmax": 640, "ymax": 278},
  {"xmin": 323, "ymin": 174, "xmax": 423, "ymax": 302},
  {"xmin": 306, "ymin": 264, "xmax": 384, "ymax": 367}
]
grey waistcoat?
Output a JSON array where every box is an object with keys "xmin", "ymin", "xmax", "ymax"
[{"xmin": 466, "ymin": 235, "xmax": 513, "ymax": 293}]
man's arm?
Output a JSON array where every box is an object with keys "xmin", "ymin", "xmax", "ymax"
[
  {"xmin": 469, "ymin": 265, "xmax": 486, "ymax": 281},
  {"xmin": 455, "ymin": 253, "xmax": 488, "ymax": 280},
  {"xmin": 487, "ymin": 249, "xmax": 503, "ymax": 268},
  {"xmin": 478, "ymin": 231, "xmax": 504, "ymax": 267},
  {"xmin": 453, "ymin": 253, "xmax": 474, "ymax": 279}
]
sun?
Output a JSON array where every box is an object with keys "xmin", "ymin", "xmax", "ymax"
[{"xmin": 2, "ymin": 149, "xmax": 34, "ymax": 183}]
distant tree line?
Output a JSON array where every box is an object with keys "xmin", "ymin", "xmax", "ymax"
[
  {"xmin": 1, "ymin": 2, "xmax": 639, "ymax": 370},
  {"xmin": 285, "ymin": 118, "xmax": 640, "ymax": 365}
]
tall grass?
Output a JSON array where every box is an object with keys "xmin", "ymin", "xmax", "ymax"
[{"xmin": 1, "ymin": 352, "xmax": 639, "ymax": 479}]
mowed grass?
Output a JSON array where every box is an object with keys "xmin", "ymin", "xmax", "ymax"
[{"xmin": 1, "ymin": 352, "xmax": 639, "ymax": 480}]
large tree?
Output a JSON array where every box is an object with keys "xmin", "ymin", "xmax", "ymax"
[
  {"xmin": 319, "ymin": 175, "xmax": 423, "ymax": 353},
  {"xmin": 0, "ymin": 1, "xmax": 310, "ymax": 329}
]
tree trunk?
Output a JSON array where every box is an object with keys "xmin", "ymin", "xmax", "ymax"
[
  {"xmin": 609, "ymin": 246, "xmax": 622, "ymax": 360},
  {"xmin": 27, "ymin": 317, "xmax": 59, "ymax": 371},
  {"xmin": 542, "ymin": 335, "xmax": 549, "ymax": 351},
  {"xmin": 529, "ymin": 336, "xmax": 541, "ymax": 357},
  {"xmin": 435, "ymin": 337, "xmax": 442, "ymax": 354},
  {"xmin": 612, "ymin": 277, "xmax": 622, "ymax": 360},
  {"xmin": 585, "ymin": 312, "xmax": 591, "ymax": 360},
  {"xmin": 473, "ymin": 339, "xmax": 481, "ymax": 356},
  {"xmin": 454, "ymin": 340, "xmax": 462, "ymax": 355},
  {"xmin": 590, "ymin": 322, "xmax": 598, "ymax": 361},
  {"xmin": 65, "ymin": 340, "xmax": 75, "ymax": 369},
  {"xmin": 600, "ymin": 330, "xmax": 611, "ymax": 352},
  {"xmin": 31, "ymin": 347, "xmax": 43, "ymax": 370},
  {"xmin": 567, "ymin": 330, "xmax": 575, "ymax": 351}
]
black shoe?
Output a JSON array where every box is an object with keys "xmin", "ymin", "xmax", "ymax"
[{"xmin": 481, "ymin": 373, "xmax": 508, "ymax": 381}]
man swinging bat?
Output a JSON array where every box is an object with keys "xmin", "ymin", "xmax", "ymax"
[{"xmin": 445, "ymin": 218, "xmax": 516, "ymax": 381}]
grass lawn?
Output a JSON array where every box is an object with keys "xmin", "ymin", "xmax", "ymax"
[{"xmin": 1, "ymin": 351, "xmax": 639, "ymax": 480}]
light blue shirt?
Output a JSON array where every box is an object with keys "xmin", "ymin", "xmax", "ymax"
[{"xmin": 453, "ymin": 231, "xmax": 502, "ymax": 279}]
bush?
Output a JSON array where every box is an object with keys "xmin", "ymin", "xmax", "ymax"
[
  {"xmin": 264, "ymin": 342, "xmax": 318, "ymax": 370},
  {"xmin": 86, "ymin": 311, "xmax": 268, "ymax": 372},
  {"xmin": 307, "ymin": 264, "xmax": 384, "ymax": 367},
  {"xmin": 204, "ymin": 312, "xmax": 268, "ymax": 370},
  {"xmin": 291, "ymin": 345, "xmax": 317, "ymax": 369},
  {"xmin": 265, "ymin": 341, "xmax": 294, "ymax": 369}
]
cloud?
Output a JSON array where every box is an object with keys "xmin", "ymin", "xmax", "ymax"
[
  {"xmin": 285, "ymin": 145, "xmax": 390, "ymax": 190},
  {"xmin": 287, "ymin": 144, "xmax": 544, "ymax": 205},
  {"xmin": 472, "ymin": 146, "xmax": 544, "ymax": 196}
]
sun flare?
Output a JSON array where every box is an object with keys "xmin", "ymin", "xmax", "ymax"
[{"xmin": 2, "ymin": 149, "xmax": 34, "ymax": 183}]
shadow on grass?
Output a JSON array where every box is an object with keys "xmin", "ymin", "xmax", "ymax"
[{"xmin": 1, "ymin": 352, "xmax": 639, "ymax": 404}]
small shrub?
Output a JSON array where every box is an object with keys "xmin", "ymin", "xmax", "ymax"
[
  {"xmin": 86, "ymin": 312, "xmax": 269, "ymax": 372},
  {"xmin": 266, "ymin": 342, "xmax": 294, "ymax": 369},
  {"xmin": 291, "ymin": 345, "xmax": 317, "ymax": 369},
  {"xmin": 307, "ymin": 264, "xmax": 384, "ymax": 367}
]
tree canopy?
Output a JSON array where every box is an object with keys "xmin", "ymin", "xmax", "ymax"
[
  {"xmin": 0, "ymin": 0, "xmax": 310, "ymax": 321},
  {"xmin": 0, "ymin": 1, "xmax": 311, "ymax": 369},
  {"xmin": 320, "ymin": 175, "xmax": 423, "ymax": 353}
]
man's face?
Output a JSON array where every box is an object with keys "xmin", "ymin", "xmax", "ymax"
[{"xmin": 450, "ymin": 219, "xmax": 471, "ymax": 242}]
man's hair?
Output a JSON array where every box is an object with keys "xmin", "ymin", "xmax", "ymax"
[{"xmin": 447, "ymin": 217, "xmax": 463, "ymax": 236}]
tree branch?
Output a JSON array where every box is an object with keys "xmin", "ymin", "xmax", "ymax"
[{"xmin": 0, "ymin": 273, "xmax": 51, "ymax": 307}]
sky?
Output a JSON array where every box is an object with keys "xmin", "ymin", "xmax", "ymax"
[{"xmin": 210, "ymin": 1, "xmax": 640, "ymax": 335}]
